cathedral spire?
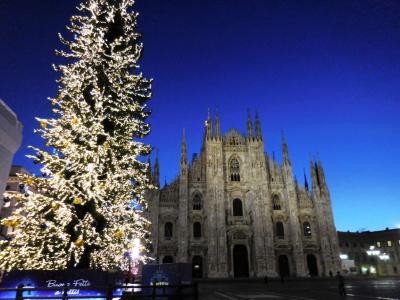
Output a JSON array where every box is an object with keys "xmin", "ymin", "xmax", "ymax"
[
  {"xmin": 304, "ymin": 168, "xmax": 309, "ymax": 191},
  {"xmin": 205, "ymin": 108, "xmax": 212, "ymax": 140},
  {"xmin": 247, "ymin": 109, "xmax": 254, "ymax": 140},
  {"xmin": 146, "ymin": 153, "xmax": 152, "ymax": 181},
  {"xmin": 214, "ymin": 108, "xmax": 221, "ymax": 140},
  {"xmin": 281, "ymin": 131, "xmax": 290, "ymax": 165},
  {"xmin": 181, "ymin": 128, "xmax": 187, "ymax": 165},
  {"xmin": 153, "ymin": 148, "xmax": 160, "ymax": 187},
  {"xmin": 310, "ymin": 159, "xmax": 318, "ymax": 191},
  {"xmin": 255, "ymin": 110, "xmax": 262, "ymax": 140},
  {"xmin": 317, "ymin": 159, "xmax": 327, "ymax": 188}
]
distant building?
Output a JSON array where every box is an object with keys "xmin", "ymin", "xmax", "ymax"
[
  {"xmin": 338, "ymin": 229, "xmax": 400, "ymax": 276},
  {"xmin": 0, "ymin": 166, "xmax": 31, "ymax": 239},
  {"xmin": 0, "ymin": 100, "xmax": 23, "ymax": 209},
  {"xmin": 146, "ymin": 111, "xmax": 340, "ymax": 278}
]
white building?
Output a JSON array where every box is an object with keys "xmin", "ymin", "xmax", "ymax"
[
  {"xmin": 0, "ymin": 166, "xmax": 32, "ymax": 239},
  {"xmin": 0, "ymin": 100, "xmax": 23, "ymax": 211}
]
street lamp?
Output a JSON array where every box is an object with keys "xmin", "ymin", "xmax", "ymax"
[
  {"xmin": 379, "ymin": 253, "xmax": 390, "ymax": 261},
  {"xmin": 366, "ymin": 246, "xmax": 381, "ymax": 257}
]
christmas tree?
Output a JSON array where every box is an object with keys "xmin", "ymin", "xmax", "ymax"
[{"xmin": 0, "ymin": 0, "xmax": 152, "ymax": 271}]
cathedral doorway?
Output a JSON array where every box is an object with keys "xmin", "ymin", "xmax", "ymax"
[
  {"xmin": 306, "ymin": 254, "xmax": 318, "ymax": 276},
  {"xmin": 233, "ymin": 245, "xmax": 249, "ymax": 278},
  {"xmin": 278, "ymin": 255, "xmax": 290, "ymax": 277},
  {"xmin": 192, "ymin": 256, "xmax": 203, "ymax": 278},
  {"xmin": 162, "ymin": 256, "xmax": 174, "ymax": 264}
]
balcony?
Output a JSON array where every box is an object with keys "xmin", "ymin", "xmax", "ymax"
[{"xmin": 227, "ymin": 215, "xmax": 251, "ymax": 226}]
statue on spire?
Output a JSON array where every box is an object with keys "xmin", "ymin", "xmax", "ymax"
[
  {"xmin": 214, "ymin": 108, "xmax": 221, "ymax": 140},
  {"xmin": 255, "ymin": 110, "xmax": 262, "ymax": 140},
  {"xmin": 247, "ymin": 109, "xmax": 254, "ymax": 140}
]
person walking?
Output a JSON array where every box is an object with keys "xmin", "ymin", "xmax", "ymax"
[{"xmin": 336, "ymin": 271, "xmax": 346, "ymax": 296}]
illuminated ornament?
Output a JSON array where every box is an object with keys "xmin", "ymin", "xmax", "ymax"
[
  {"xmin": 75, "ymin": 239, "xmax": 85, "ymax": 247},
  {"xmin": 103, "ymin": 142, "xmax": 109, "ymax": 150},
  {"xmin": 15, "ymin": 194, "xmax": 24, "ymax": 201},
  {"xmin": 71, "ymin": 117, "xmax": 79, "ymax": 125},
  {"xmin": 40, "ymin": 120, "xmax": 47, "ymax": 129},
  {"xmin": 2, "ymin": 220, "xmax": 13, "ymax": 227},
  {"xmin": 26, "ymin": 178, "xmax": 34, "ymax": 186},
  {"xmin": 115, "ymin": 230, "xmax": 124, "ymax": 239},
  {"xmin": 46, "ymin": 142, "xmax": 51, "ymax": 147},
  {"xmin": 6, "ymin": 219, "xmax": 20, "ymax": 227},
  {"xmin": 52, "ymin": 202, "xmax": 61, "ymax": 210},
  {"xmin": 73, "ymin": 197, "xmax": 82, "ymax": 205}
]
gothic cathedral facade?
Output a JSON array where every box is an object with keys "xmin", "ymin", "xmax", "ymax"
[{"xmin": 146, "ymin": 111, "xmax": 340, "ymax": 278}]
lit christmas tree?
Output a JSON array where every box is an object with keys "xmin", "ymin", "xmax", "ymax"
[{"xmin": 0, "ymin": 0, "xmax": 152, "ymax": 271}]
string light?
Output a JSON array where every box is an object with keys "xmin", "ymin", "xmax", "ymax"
[{"xmin": 0, "ymin": 0, "xmax": 152, "ymax": 271}]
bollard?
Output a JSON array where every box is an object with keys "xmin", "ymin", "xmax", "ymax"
[
  {"xmin": 62, "ymin": 287, "xmax": 68, "ymax": 300},
  {"xmin": 15, "ymin": 283, "xmax": 24, "ymax": 300},
  {"xmin": 194, "ymin": 282, "xmax": 198, "ymax": 300},
  {"xmin": 106, "ymin": 284, "xmax": 113, "ymax": 300},
  {"xmin": 178, "ymin": 285, "xmax": 182, "ymax": 300}
]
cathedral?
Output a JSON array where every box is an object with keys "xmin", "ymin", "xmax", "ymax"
[{"xmin": 146, "ymin": 111, "xmax": 341, "ymax": 278}]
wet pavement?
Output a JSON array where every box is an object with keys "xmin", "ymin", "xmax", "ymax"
[{"xmin": 197, "ymin": 277, "xmax": 400, "ymax": 300}]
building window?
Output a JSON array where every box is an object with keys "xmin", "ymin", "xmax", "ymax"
[
  {"xmin": 362, "ymin": 253, "xmax": 367, "ymax": 262},
  {"xmin": 233, "ymin": 198, "xmax": 243, "ymax": 216},
  {"xmin": 5, "ymin": 185, "xmax": 10, "ymax": 191},
  {"xmin": 272, "ymin": 195, "xmax": 281, "ymax": 210},
  {"xmin": 164, "ymin": 222, "xmax": 173, "ymax": 239},
  {"xmin": 193, "ymin": 222, "xmax": 201, "ymax": 239},
  {"xmin": 230, "ymin": 158, "xmax": 240, "ymax": 181},
  {"xmin": 162, "ymin": 256, "xmax": 174, "ymax": 263},
  {"xmin": 193, "ymin": 194, "xmax": 202, "ymax": 210},
  {"xmin": 303, "ymin": 222, "xmax": 312, "ymax": 237},
  {"xmin": 276, "ymin": 222, "xmax": 284, "ymax": 239},
  {"xmin": 394, "ymin": 266, "xmax": 398, "ymax": 274},
  {"xmin": 229, "ymin": 136, "xmax": 239, "ymax": 145},
  {"xmin": 376, "ymin": 241, "xmax": 381, "ymax": 248},
  {"xmin": 345, "ymin": 242, "xmax": 349, "ymax": 247},
  {"xmin": 387, "ymin": 240, "xmax": 392, "ymax": 247}
]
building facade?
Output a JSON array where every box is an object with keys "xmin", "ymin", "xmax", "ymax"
[
  {"xmin": 0, "ymin": 166, "xmax": 32, "ymax": 239},
  {"xmin": 338, "ymin": 229, "xmax": 400, "ymax": 276},
  {"xmin": 146, "ymin": 111, "xmax": 340, "ymax": 278},
  {"xmin": 0, "ymin": 99, "xmax": 23, "ymax": 210}
]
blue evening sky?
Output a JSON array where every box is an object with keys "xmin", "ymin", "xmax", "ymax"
[{"xmin": 0, "ymin": 0, "xmax": 399, "ymax": 231}]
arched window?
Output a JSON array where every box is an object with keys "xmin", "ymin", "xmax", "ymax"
[
  {"xmin": 193, "ymin": 194, "xmax": 202, "ymax": 210},
  {"xmin": 230, "ymin": 136, "xmax": 239, "ymax": 145},
  {"xmin": 233, "ymin": 198, "xmax": 243, "ymax": 216},
  {"xmin": 276, "ymin": 222, "xmax": 284, "ymax": 239},
  {"xmin": 303, "ymin": 222, "xmax": 312, "ymax": 237},
  {"xmin": 272, "ymin": 195, "xmax": 281, "ymax": 210},
  {"xmin": 193, "ymin": 222, "xmax": 202, "ymax": 239},
  {"xmin": 230, "ymin": 158, "xmax": 240, "ymax": 181},
  {"xmin": 165, "ymin": 222, "xmax": 173, "ymax": 239},
  {"xmin": 162, "ymin": 256, "xmax": 173, "ymax": 263}
]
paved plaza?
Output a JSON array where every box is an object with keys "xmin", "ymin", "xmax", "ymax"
[{"xmin": 197, "ymin": 277, "xmax": 400, "ymax": 300}]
